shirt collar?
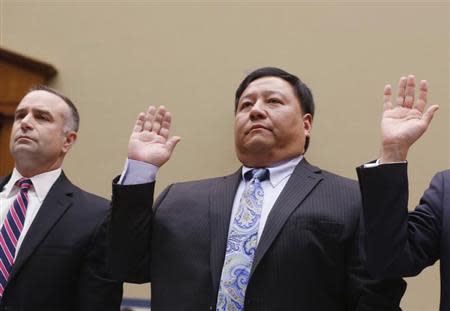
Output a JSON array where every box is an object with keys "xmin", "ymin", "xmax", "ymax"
[
  {"xmin": 241, "ymin": 155, "xmax": 303, "ymax": 187},
  {"xmin": 2, "ymin": 168, "xmax": 62, "ymax": 203}
]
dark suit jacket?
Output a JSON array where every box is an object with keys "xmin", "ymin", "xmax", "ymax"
[
  {"xmin": 110, "ymin": 159, "xmax": 405, "ymax": 311},
  {"xmin": 0, "ymin": 172, "xmax": 122, "ymax": 311},
  {"xmin": 357, "ymin": 163, "xmax": 449, "ymax": 311}
]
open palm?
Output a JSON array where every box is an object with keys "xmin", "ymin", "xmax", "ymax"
[
  {"xmin": 380, "ymin": 76, "xmax": 438, "ymax": 162},
  {"xmin": 128, "ymin": 105, "xmax": 180, "ymax": 167}
]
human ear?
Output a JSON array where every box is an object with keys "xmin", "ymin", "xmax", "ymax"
[{"xmin": 62, "ymin": 131, "xmax": 77, "ymax": 153}]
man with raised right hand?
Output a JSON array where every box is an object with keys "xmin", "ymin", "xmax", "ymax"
[
  {"xmin": 356, "ymin": 75, "xmax": 447, "ymax": 308},
  {"xmin": 110, "ymin": 67, "xmax": 406, "ymax": 311}
]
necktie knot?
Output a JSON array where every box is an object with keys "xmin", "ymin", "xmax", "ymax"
[
  {"xmin": 246, "ymin": 168, "xmax": 269, "ymax": 182},
  {"xmin": 17, "ymin": 178, "xmax": 32, "ymax": 192}
]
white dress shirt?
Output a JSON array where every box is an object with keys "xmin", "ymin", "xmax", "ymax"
[
  {"xmin": 234, "ymin": 156, "xmax": 302, "ymax": 244},
  {"xmin": 0, "ymin": 168, "xmax": 62, "ymax": 258},
  {"xmin": 120, "ymin": 155, "xmax": 303, "ymax": 245}
]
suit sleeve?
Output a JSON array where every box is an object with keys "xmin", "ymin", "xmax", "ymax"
[
  {"xmin": 345, "ymin": 217, "xmax": 406, "ymax": 311},
  {"xmin": 108, "ymin": 176, "xmax": 171, "ymax": 283},
  {"xmin": 77, "ymin": 213, "xmax": 124, "ymax": 311},
  {"xmin": 356, "ymin": 163, "xmax": 442, "ymax": 278}
]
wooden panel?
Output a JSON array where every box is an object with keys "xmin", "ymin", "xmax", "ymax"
[
  {"xmin": 0, "ymin": 101, "xmax": 18, "ymax": 117},
  {"xmin": 0, "ymin": 61, "xmax": 47, "ymax": 104},
  {"xmin": 0, "ymin": 47, "xmax": 57, "ymax": 80},
  {"xmin": 0, "ymin": 48, "xmax": 57, "ymax": 175},
  {"xmin": 0, "ymin": 116, "xmax": 14, "ymax": 176}
]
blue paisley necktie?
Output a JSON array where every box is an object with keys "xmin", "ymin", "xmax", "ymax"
[{"xmin": 216, "ymin": 168, "xmax": 269, "ymax": 311}]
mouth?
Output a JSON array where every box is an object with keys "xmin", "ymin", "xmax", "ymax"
[
  {"xmin": 15, "ymin": 135, "xmax": 35, "ymax": 142},
  {"xmin": 246, "ymin": 124, "xmax": 271, "ymax": 134}
]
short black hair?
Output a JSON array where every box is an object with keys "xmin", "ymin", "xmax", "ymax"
[
  {"xmin": 235, "ymin": 67, "xmax": 315, "ymax": 151},
  {"xmin": 28, "ymin": 85, "xmax": 80, "ymax": 132}
]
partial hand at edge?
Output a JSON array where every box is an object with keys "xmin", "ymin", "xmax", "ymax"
[
  {"xmin": 128, "ymin": 105, "xmax": 180, "ymax": 167},
  {"xmin": 380, "ymin": 75, "xmax": 439, "ymax": 163}
]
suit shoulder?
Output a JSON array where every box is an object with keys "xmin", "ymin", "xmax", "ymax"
[
  {"xmin": 301, "ymin": 160, "xmax": 357, "ymax": 190},
  {"xmin": 167, "ymin": 174, "xmax": 234, "ymax": 190},
  {"xmin": 70, "ymin": 184, "xmax": 110, "ymax": 212},
  {"xmin": 434, "ymin": 169, "xmax": 450, "ymax": 180},
  {"xmin": 320, "ymin": 169, "xmax": 358, "ymax": 189},
  {"xmin": 315, "ymin": 169, "xmax": 361, "ymax": 209},
  {"xmin": 156, "ymin": 173, "xmax": 238, "ymax": 205}
]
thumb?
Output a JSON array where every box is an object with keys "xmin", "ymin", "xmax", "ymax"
[
  {"xmin": 422, "ymin": 105, "xmax": 439, "ymax": 126},
  {"xmin": 166, "ymin": 136, "xmax": 181, "ymax": 153}
]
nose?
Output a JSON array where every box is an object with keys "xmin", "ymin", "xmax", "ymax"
[
  {"xmin": 19, "ymin": 113, "xmax": 34, "ymax": 131},
  {"xmin": 249, "ymin": 100, "xmax": 266, "ymax": 121}
]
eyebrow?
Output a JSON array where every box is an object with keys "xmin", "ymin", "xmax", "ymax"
[
  {"xmin": 15, "ymin": 107, "xmax": 53, "ymax": 118},
  {"xmin": 239, "ymin": 90, "xmax": 287, "ymax": 102}
]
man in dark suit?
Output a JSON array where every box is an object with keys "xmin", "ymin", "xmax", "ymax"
[
  {"xmin": 0, "ymin": 86, "xmax": 122, "ymax": 310},
  {"xmin": 110, "ymin": 67, "xmax": 405, "ymax": 310},
  {"xmin": 356, "ymin": 76, "xmax": 447, "ymax": 309}
]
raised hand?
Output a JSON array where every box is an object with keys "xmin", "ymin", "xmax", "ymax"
[
  {"xmin": 380, "ymin": 75, "xmax": 439, "ymax": 163},
  {"xmin": 128, "ymin": 105, "xmax": 180, "ymax": 166}
]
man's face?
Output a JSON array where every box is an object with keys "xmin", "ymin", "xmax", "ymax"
[
  {"xmin": 10, "ymin": 90, "xmax": 75, "ymax": 169},
  {"xmin": 234, "ymin": 76, "xmax": 312, "ymax": 167}
]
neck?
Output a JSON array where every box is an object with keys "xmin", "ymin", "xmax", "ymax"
[
  {"xmin": 15, "ymin": 160, "xmax": 62, "ymax": 178},
  {"xmin": 238, "ymin": 150, "xmax": 303, "ymax": 168}
]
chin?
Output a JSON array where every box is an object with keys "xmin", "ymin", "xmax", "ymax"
[
  {"xmin": 12, "ymin": 145, "xmax": 37, "ymax": 155},
  {"xmin": 236, "ymin": 142, "xmax": 272, "ymax": 162},
  {"xmin": 246, "ymin": 134, "xmax": 274, "ymax": 147},
  {"xmin": 247, "ymin": 142, "xmax": 273, "ymax": 154}
]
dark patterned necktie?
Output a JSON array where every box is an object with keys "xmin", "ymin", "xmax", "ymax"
[
  {"xmin": 217, "ymin": 168, "xmax": 269, "ymax": 311},
  {"xmin": 0, "ymin": 178, "xmax": 32, "ymax": 297}
]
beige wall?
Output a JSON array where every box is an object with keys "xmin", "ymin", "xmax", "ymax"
[{"xmin": 1, "ymin": 1, "xmax": 449, "ymax": 309}]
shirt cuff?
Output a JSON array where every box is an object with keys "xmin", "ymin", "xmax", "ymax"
[
  {"xmin": 118, "ymin": 159, "xmax": 159, "ymax": 185},
  {"xmin": 363, "ymin": 159, "xmax": 407, "ymax": 168}
]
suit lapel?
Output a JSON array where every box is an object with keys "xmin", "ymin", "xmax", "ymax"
[
  {"xmin": 250, "ymin": 159, "xmax": 323, "ymax": 275},
  {"xmin": 209, "ymin": 169, "xmax": 241, "ymax": 295},
  {"xmin": 0, "ymin": 175, "xmax": 12, "ymax": 192},
  {"xmin": 8, "ymin": 173, "xmax": 74, "ymax": 281}
]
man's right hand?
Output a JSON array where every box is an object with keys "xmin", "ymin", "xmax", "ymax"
[
  {"xmin": 128, "ymin": 105, "xmax": 180, "ymax": 167},
  {"xmin": 380, "ymin": 75, "xmax": 439, "ymax": 163}
]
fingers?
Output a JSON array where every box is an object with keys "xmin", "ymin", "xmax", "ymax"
[
  {"xmin": 143, "ymin": 106, "xmax": 156, "ymax": 131},
  {"xmin": 159, "ymin": 111, "xmax": 172, "ymax": 139},
  {"xmin": 394, "ymin": 75, "xmax": 428, "ymax": 111},
  {"xmin": 403, "ymin": 75, "xmax": 416, "ymax": 108},
  {"xmin": 136, "ymin": 105, "xmax": 176, "ymax": 140},
  {"xmin": 415, "ymin": 80, "xmax": 428, "ymax": 113},
  {"xmin": 396, "ymin": 76, "xmax": 407, "ymax": 107},
  {"xmin": 139, "ymin": 105, "xmax": 168, "ymax": 134},
  {"xmin": 391, "ymin": 75, "xmax": 437, "ymax": 125},
  {"xmin": 133, "ymin": 112, "xmax": 146, "ymax": 132},
  {"xmin": 383, "ymin": 84, "xmax": 393, "ymax": 111},
  {"xmin": 151, "ymin": 106, "xmax": 166, "ymax": 134}
]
